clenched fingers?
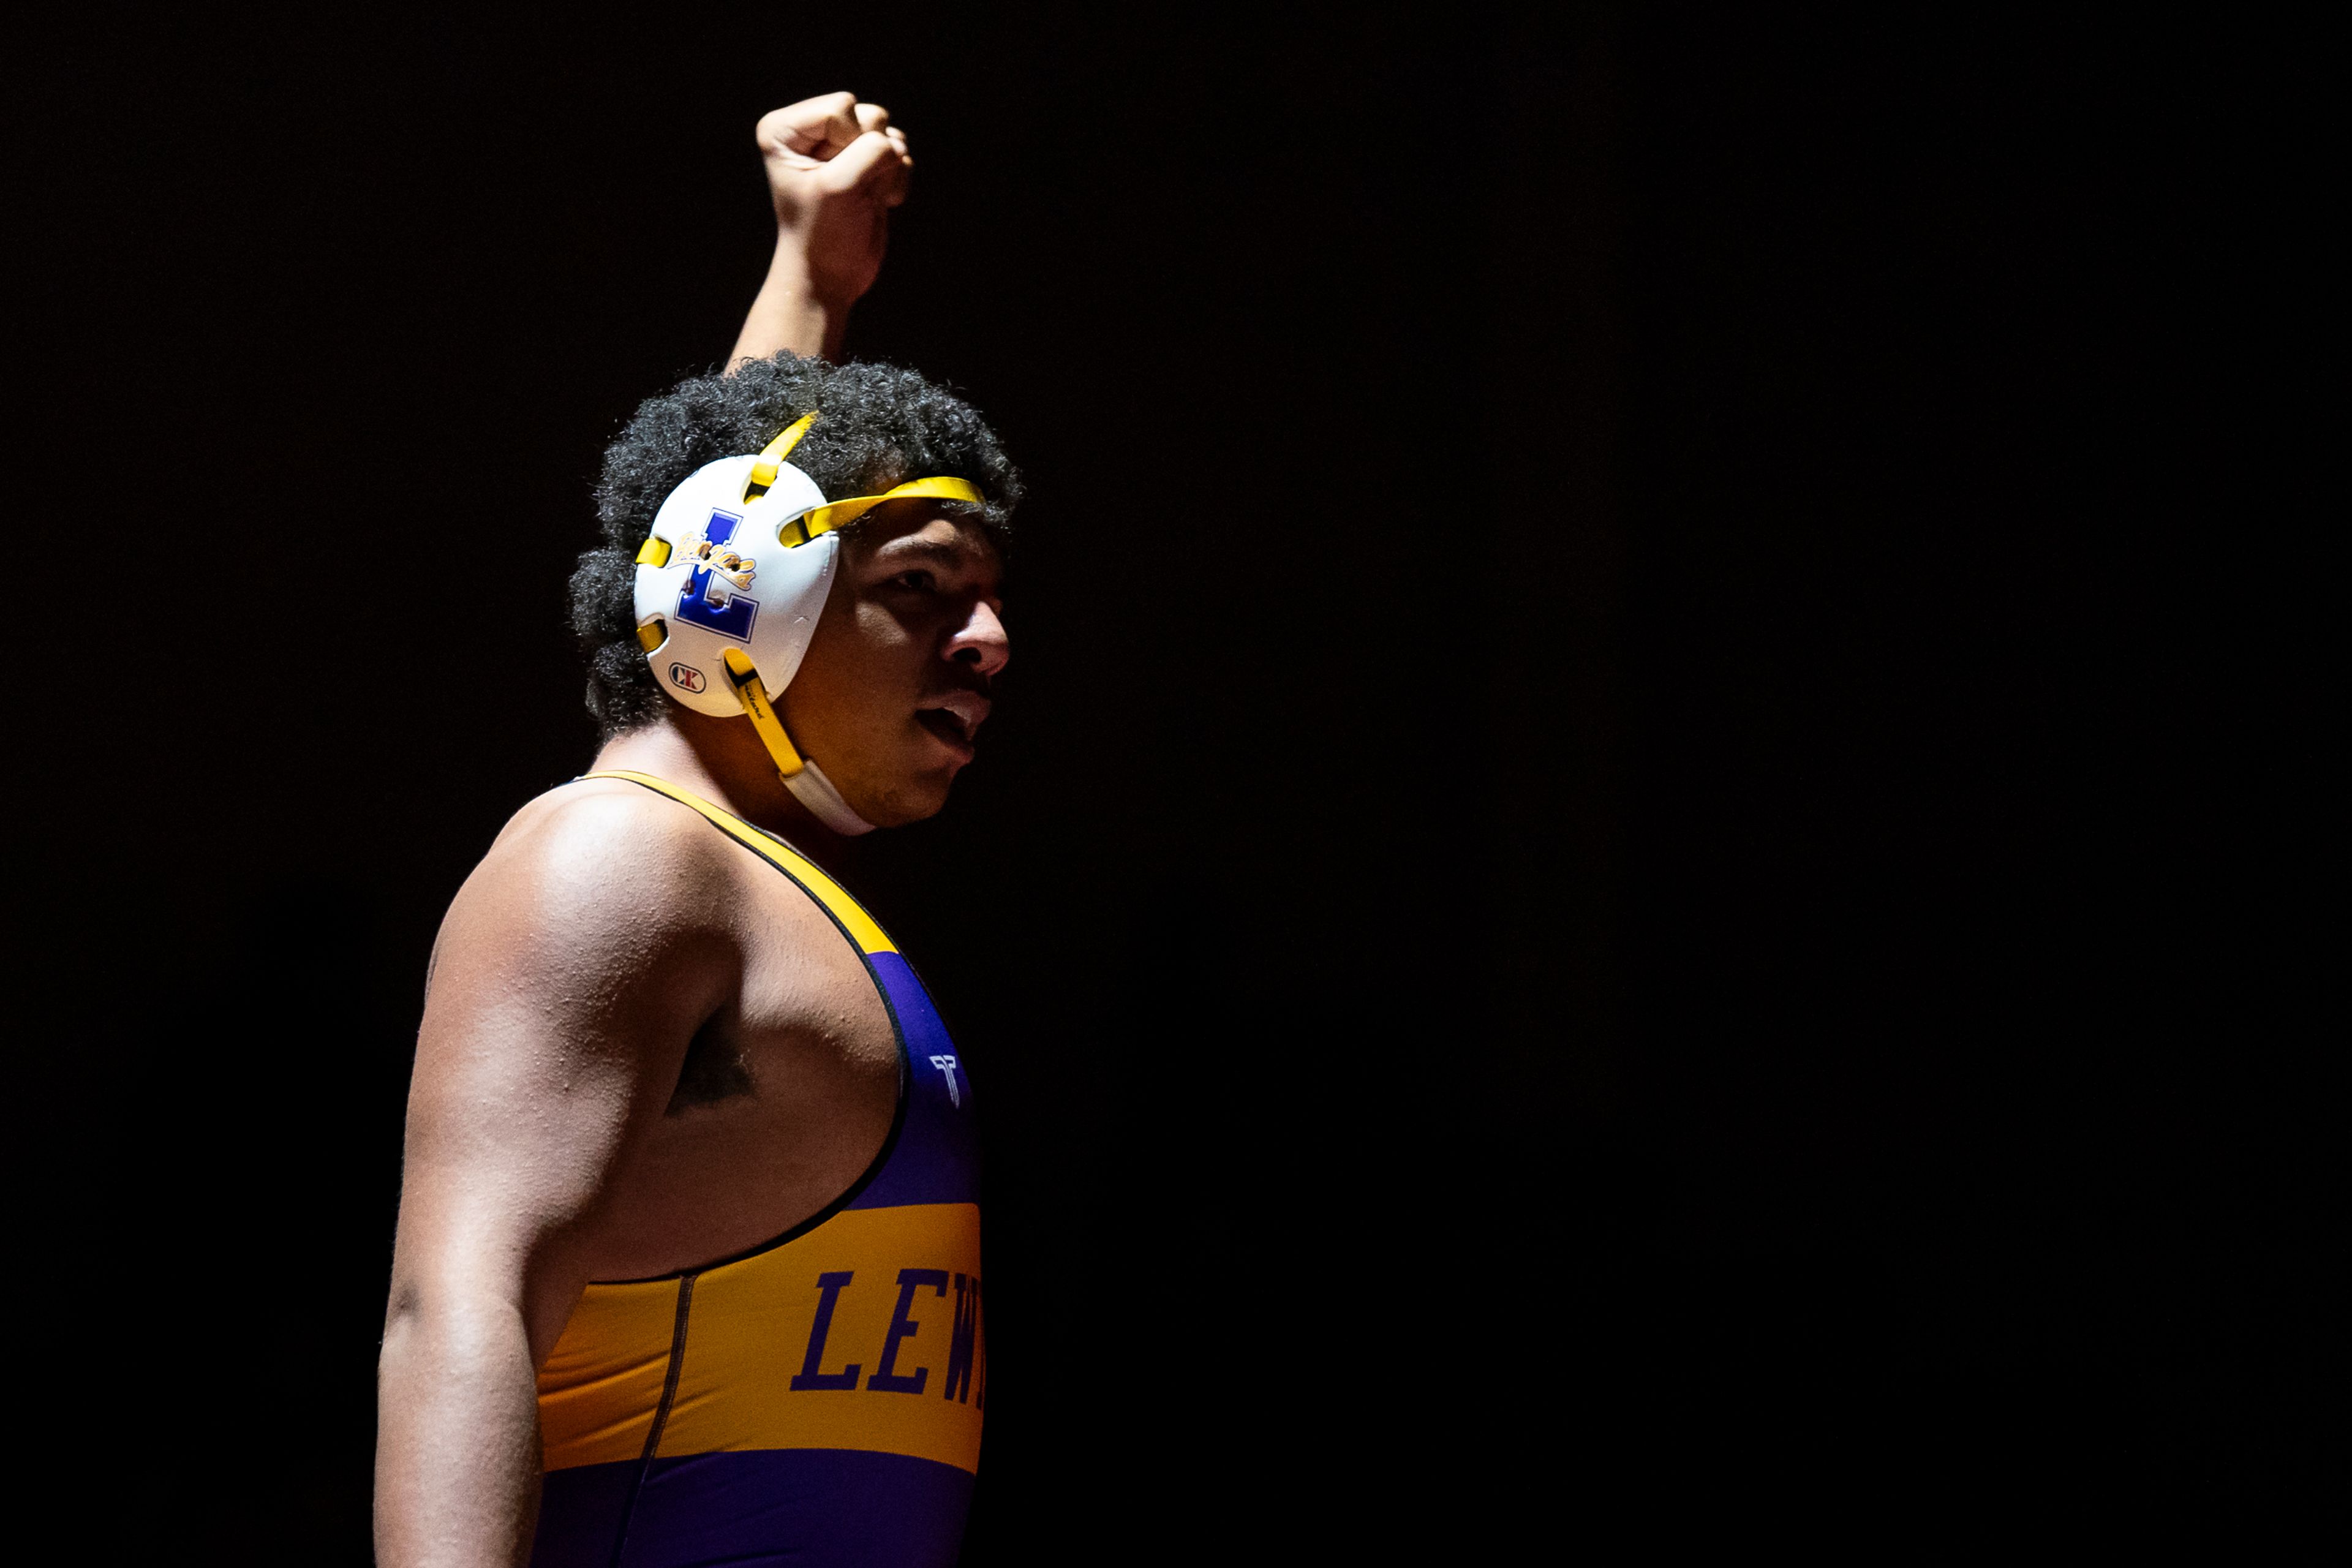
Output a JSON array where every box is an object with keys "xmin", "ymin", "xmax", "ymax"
[
  {"xmin": 853, "ymin": 102, "xmax": 913, "ymax": 205},
  {"xmin": 813, "ymin": 128, "xmax": 908, "ymax": 202},
  {"xmin": 758, "ymin": 91, "xmax": 864, "ymax": 165}
]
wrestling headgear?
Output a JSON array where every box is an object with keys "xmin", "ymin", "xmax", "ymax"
[{"xmin": 631, "ymin": 411, "xmax": 986, "ymax": 835}]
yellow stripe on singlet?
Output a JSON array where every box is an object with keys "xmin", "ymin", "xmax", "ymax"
[
  {"xmin": 538, "ymin": 1203, "xmax": 986, "ymax": 1474},
  {"xmin": 579, "ymin": 770, "xmax": 896, "ymax": 955}
]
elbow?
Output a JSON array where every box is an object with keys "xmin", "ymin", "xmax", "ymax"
[
  {"xmin": 382, "ymin": 1273, "xmax": 424, "ymax": 1338},
  {"xmin": 380, "ymin": 1254, "xmax": 569, "ymax": 1378},
  {"xmin": 379, "ymin": 1270, "xmax": 511, "ymax": 1364}
]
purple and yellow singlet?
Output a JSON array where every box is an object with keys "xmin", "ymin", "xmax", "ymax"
[{"xmin": 529, "ymin": 771, "xmax": 984, "ymax": 1568}]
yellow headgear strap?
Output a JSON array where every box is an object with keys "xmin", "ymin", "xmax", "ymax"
[
  {"xmin": 721, "ymin": 648, "xmax": 805, "ymax": 779},
  {"xmin": 747, "ymin": 412, "xmax": 820, "ymax": 494},
  {"xmin": 745, "ymin": 410, "xmax": 987, "ymax": 544},
  {"xmin": 782, "ymin": 475, "xmax": 987, "ymax": 546}
]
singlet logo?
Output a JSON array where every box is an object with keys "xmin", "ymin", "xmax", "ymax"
[
  {"xmin": 928, "ymin": 1054, "xmax": 962, "ymax": 1107},
  {"xmin": 668, "ymin": 663, "xmax": 707, "ymax": 693},
  {"xmin": 789, "ymin": 1268, "xmax": 984, "ymax": 1408},
  {"xmin": 675, "ymin": 510, "xmax": 761, "ymax": 641}
]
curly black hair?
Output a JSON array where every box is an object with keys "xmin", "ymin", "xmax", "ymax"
[{"xmin": 570, "ymin": 354, "xmax": 1022, "ymax": 737}]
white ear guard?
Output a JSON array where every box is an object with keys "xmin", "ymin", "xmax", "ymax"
[{"xmin": 630, "ymin": 412, "xmax": 986, "ymax": 835}]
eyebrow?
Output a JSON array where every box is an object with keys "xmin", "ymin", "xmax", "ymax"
[
  {"xmin": 876, "ymin": 538, "xmax": 974, "ymax": 568},
  {"xmin": 875, "ymin": 535, "xmax": 1008, "ymax": 595}
]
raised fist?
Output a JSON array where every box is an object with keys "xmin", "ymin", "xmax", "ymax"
[{"xmin": 754, "ymin": 92, "xmax": 913, "ymax": 312}]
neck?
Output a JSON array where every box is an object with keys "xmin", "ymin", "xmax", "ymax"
[{"xmin": 591, "ymin": 710, "xmax": 854, "ymax": 869}]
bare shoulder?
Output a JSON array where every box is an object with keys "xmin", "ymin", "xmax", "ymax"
[
  {"xmin": 429, "ymin": 777, "xmax": 849, "ymax": 998},
  {"xmin": 427, "ymin": 780, "xmax": 748, "ymax": 1005},
  {"xmin": 484, "ymin": 776, "xmax": 734, "ymax": 893}
]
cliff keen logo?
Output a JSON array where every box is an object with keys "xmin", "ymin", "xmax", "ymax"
[
  {"xmin": 928, "ymin": 1054, "xmax": 962, "ymax": 1107},
  {"xmin": 668, "ymin": 663, "xmax": 707, "ymax": 693}
]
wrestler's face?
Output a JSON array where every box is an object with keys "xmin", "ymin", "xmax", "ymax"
[{"xmin": 778, "ymin": 502, "xmax": 1008, "ymax": 827}]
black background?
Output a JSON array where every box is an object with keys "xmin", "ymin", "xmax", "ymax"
[{"xmin": 15, "ymin": 5, "xmax": 2332, "ymax": 1560}]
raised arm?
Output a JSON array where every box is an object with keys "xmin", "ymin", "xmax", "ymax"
[
  {"xmin": 374, "ymin": 794, "xmax": 737, "ymax": 1568},
  {"xmin": 729, "ymin": 92, "xmax": 913, "ymax": 366}
]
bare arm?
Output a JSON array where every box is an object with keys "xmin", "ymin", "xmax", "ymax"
[
  {"xmin": 729, "ymin": 92, "xmax": 913, "ymax": 366},
  {"xmin": 374, "ymin": 794, "xmax": 737, "ymax": 1568}
]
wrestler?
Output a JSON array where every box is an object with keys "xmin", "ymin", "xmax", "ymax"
[{"xmin": 375, "ymin": 92, "xmax": 1013, "ymax": 1567}]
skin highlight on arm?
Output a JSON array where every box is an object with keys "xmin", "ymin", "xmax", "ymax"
[{"xmin": 374, "ymin": 793, "xmax": 739, "ymax": 1568}]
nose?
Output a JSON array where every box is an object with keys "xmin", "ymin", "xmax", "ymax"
[{"xmin": 946, "ymin": 598, "xmax": 1009, "ymax": 678}]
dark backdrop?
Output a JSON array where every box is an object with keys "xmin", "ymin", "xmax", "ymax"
[{"xmin": 17, "ymin": 6, "xmax": 2329, "ymax": 1560}]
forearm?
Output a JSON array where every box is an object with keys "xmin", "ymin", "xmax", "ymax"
[
  {"xmin": 729, "ymin": 241, "xmax": 850, "ymax": 366},
  {"xmin": 375, "ymin": 1294, "xmax": 546, "ymax": 1568}
]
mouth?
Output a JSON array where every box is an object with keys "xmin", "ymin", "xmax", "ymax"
[{"xmin": 914, "ymin": 690, "xmax": 990, "ymax": 761}]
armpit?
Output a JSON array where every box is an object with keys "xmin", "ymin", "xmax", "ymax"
[{"xmin": 667, "ymin": 1016, "xmax": 755, "ymax": 1112}]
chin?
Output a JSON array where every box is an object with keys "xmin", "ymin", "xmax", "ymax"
[{"xmin": 854, "ymin": 771, "xmax": 958, "ymax": 829}]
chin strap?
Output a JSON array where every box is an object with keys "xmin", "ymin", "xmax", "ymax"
[
  {"xmin": 781, "ymin": 756, "xmax": 873, "ymax": 837},
  {"xmin": 720, "ymin": 649, "xmax": 875, "ymax": 835}
]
